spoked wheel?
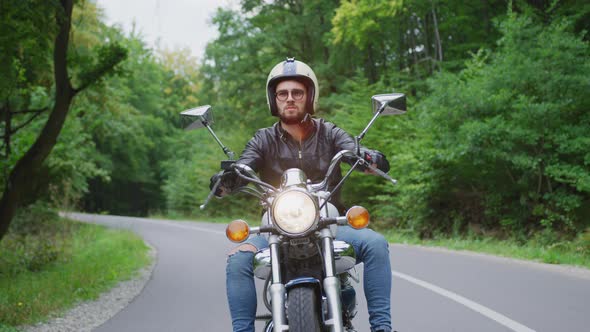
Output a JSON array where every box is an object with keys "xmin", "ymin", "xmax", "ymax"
[{"xmin": 287, "ymin": 286, "xmax": 321, "ymax": 332}]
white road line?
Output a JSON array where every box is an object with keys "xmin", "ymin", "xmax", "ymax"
[{"xmin": 391, "ymin": 270, "xmax": 536, "ymax": 332}]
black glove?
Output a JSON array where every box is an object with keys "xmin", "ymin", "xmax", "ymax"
[
  {"xmin": 209, "ymin": 171, "xmax": 238, "ymax": 197},
  {"xmin": 364, "ymin": 150, "xmax": 390, "ymax": 173},
  {"xmin": 209, "ymin": 173, "xmax": 222, "ymax": 197}
]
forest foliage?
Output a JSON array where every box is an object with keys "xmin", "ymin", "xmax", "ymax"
[{"xmin": 1, "ymin": 0, "xmax": 589, "ymax": 242}]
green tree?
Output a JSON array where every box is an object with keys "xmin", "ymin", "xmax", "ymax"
[
  {"xmin": 80, "ymin": 35, "xmax": 170, "ymax": 215},
  {"xmin": 331, "ymin": 0, "xmax": 403, "ymax": 83},
  {"xmin": 0, "ymin": 0, "xmax": 126, "ymax": 241},
  {"xmin": 1, "ymin": 0, "xmax": 55, "ymax": 164},
  {"xmin": 403, "ymin": 14, "xmax": 590, "ymax": 238},
  {"xmin": 330, "ymin": 0, "xmax": 506, "ymax": 90}
]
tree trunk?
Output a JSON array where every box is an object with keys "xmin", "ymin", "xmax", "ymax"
[
  {"xmin": 0, "ymin": 0, "xmax": 75, "ymax": 241},
  {"xmin": 319, "ymin": 11, "xmax": 330, "ymax": 61},
  {"xmin": 408, "ymin": 15, "xmax": 420, "ymax": 79},
  {"xmin": 423, "ymin": 12, "xmax": 434, "ymax": 75},
  {"xmin": 481, "ymin": 0, "xmax": 491, "ymax": 37},
  {"xmin": 365, "ymin": 43, "xmax": 378, "ymax": 84},
  {"xmin": 431, "ymin": 0, "xmax": 443, "ymax": 63},
  {"xmin": 2, "ymin": 101, "xmax": 10, "ymax": 157},
  {"xmin": 398, "ymin": 21, "xmax": 405, "ymax": 71}
]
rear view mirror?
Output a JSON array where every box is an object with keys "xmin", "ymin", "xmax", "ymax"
[
  {"xmin": 180, "ymin": 105, "xmax": 212, "ymax": 130},
  {"xmin": 371, "ymin": 93, "xmax": 406, "ymax": 115},
  {"xmin": 180, "ymin": 104, "xmax": 236, "ymax": 161}
]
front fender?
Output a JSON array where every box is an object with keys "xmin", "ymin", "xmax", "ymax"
[{"xmin": 285, "ymin": 277, "xmax": 321, "ymax": 291}]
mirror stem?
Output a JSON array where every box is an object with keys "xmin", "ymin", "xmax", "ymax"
[
  {"xmin": 357, "ymin": 103, "xmax": 387, "ymax": 143},
  {"xmin": 203, "ymin": 121, "xmax": 235, "ymax": 160}
]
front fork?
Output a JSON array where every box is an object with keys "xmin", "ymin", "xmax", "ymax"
[
  {"xmin": 268, "ymin": 234, "xmax": 288, "ymax": 332},
  {"xmin": 268, "ymin": 229, "xmax": 344, "ymax": 332},
  {"xmin": 319, "ymin": 228, "xmax": 345, "ymax": 332}
]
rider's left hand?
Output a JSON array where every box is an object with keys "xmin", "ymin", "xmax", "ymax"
[{"xmin": 363, "ymin": 151, "xmax": 390, "ymax": 174}]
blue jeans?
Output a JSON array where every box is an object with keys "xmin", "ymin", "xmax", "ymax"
[{"xmin": 226, "ymin": 226, "xmax": 392, "ymax": 332}]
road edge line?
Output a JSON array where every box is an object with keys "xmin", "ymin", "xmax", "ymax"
[{"xmin": 391, "ymin": 270, "xmax": 536, "ymax": 332}]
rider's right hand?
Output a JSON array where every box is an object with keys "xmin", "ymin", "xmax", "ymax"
[{"xmin": 209, "ymin": 171, "xmax": 237, "ymax": 197}]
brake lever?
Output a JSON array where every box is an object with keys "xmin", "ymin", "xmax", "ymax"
[
  {"xmin": 360, "ymin": 159, "xmax": 398, "ymax": 185},
  {"xmin": 200, "ymin": 173, "xmax": 223, "ymax": 210}
]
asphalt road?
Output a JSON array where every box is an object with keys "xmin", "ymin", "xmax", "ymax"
[{"xmin": 67, "ymin": 213, "xmax": 590, "ymax": 332}]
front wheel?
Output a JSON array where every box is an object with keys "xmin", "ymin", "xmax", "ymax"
[{"xmin": 287, "ymin": 286, "xmax": 321, "ymax": 332}]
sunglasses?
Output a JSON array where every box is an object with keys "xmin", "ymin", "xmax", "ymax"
[{"xmin": 275, "ymin": 89, "xmax": 305, "ymax": 101}]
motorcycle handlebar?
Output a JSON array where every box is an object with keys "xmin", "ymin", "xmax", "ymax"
[
  {"xmin": 310, "ymin": 150, "xmax": 397, "ymax": 191},
  {"xmin": 232, "ymin": 164, "xmax": 276, "ymax": 193},
  {"xmin": 201, "ymin": 150, "xmax": 396, "ymax": 209},
  {"xmin": 249, "ymin": 224, "xmax": 276, "ymax": 235},
  {"xmin": 318, "ymin": 216, "xmax": 348, "ymax": 228}
]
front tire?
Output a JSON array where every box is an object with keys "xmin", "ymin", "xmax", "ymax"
[{"xmin": 287, "ymin": 286, "xmax": 321, "ymax": 332}]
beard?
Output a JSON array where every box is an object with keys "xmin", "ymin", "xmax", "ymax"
[{"xmin": 279, "ymin": 109, "xmax": 307, "ymax": 124}]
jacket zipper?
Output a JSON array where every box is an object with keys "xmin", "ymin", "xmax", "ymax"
[{"xmin": 298, "ymin": 141, "xmax": 303, "ymax": 168}]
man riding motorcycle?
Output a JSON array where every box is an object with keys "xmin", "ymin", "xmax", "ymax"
[{"xmin": 211, "ymin": 58, "xmax": 393, "ymax": 332}]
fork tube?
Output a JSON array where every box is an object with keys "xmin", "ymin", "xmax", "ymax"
[
  {"xmin": 268, "ymin": 235, "xmax": 288, "ymax": 331},
  {"xmin": 319, "ymin": 228, "xmax": 344, "ymax": 331}
]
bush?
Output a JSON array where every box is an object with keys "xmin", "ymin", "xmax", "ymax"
[
  {"xmin": 575, "ymin": 228, "xmax": 590, "ymax": 255},
  {"xmin": 1, "ymin": 203, "xmax": 76, "ymax": 276},
  {"xmin": 392, "ymin": 14, "xmax": 590, "ymax": 238},
  {"xmin": 9, "ymin": 201, "xmax": 59, "ymax": 235}
]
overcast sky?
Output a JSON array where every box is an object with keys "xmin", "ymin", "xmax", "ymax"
[{"xmin": 96, "ymin": 0, "xmax": 238, "ymax": 60}]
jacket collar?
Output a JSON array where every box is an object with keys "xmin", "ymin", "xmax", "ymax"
[{"xmin": 276, "ymin": 116, "xmax": 317, "ymax": 142}]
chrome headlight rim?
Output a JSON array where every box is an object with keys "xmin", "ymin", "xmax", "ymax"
[{"xmin": 271, "ymin": 188, "xmax": 319, "ymax": 236}]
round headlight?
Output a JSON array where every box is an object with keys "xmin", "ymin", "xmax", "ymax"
[{"xmin": 272, "ymin": 190, "xmax": 318, "ymax": 235}]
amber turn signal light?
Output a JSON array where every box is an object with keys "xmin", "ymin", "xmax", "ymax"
[
  {"xmin": 346, "ymin": 206, "xmax": 370, "ymax": 229},
  {"xmin": 226, "ymin": 219, "xmax": 250, "ymax": 243}
]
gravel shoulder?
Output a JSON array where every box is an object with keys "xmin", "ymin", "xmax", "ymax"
[{"xmin": 19, "ymin": 243, "xmax": 157, "ymax": 332}]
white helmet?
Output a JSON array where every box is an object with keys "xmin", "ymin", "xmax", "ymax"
[{"xmin": 266, "ymin": 58, "xmax": 319, "ymax": 116}]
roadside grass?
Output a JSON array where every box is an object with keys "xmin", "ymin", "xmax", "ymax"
[
  {"xmin": 0, "ymin": 213, "xmax": 150, "ymax": 329},
  {"xmin": 382, "ymin": 229, "xmax": 590, "ymax": 270}
]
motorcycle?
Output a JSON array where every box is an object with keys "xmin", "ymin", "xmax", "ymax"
[{"xmin": 180, "ymin": 93, "xmax": 406, "ymax": 332}]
